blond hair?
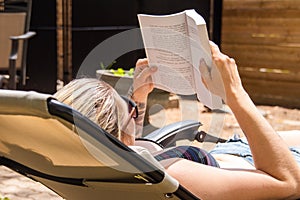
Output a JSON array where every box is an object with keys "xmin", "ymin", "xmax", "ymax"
[{"xmin": 53, "ymin": 78, "xmax": 127, "ymax": 140}]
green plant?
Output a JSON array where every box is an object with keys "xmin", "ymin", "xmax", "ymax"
[
  {"xmin": 0, "ymin": 195, "xmax": 10, "ymax": 200},
  {"xmin": 99, "ymin": 60, "xmax": 117, "ymax": 70},
  {"xmin": 100, "ymin": 60, "xmax": 134, "ymax": 77},
  {"xmin": 109, "ymin": 68, "xmax": 134, "ymax": 77}
]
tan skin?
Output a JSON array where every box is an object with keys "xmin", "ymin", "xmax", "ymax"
[
  {"xmin": 126, "ymin": 42, "xmax": 300, "ymax": 199},
  {"xmin": 118, "ymin": 60, "xmax": 157, "ymax": 146}
]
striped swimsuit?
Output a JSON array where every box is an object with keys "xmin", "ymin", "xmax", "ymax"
[{"xmin": 154, "ymin": 146, "xmax": 220, "ymax": 167}]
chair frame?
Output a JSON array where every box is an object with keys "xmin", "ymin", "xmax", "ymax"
[
  {"xmin": 0, "ymin": 0, "xmax": 36, "ymax": 89},
  {"xmin": 0, "ymin": 89, "xmax": 200, "ymax": 199},
  {"xmin": 47, "ymin": 98, "xmax": 200, "ymax": 199}
]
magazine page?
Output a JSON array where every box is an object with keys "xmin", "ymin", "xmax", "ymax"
[
  {"xmin": 186, "ymin": 9, "xmax": 223, "ymax": 109},
  {"xmin": 138, "ymin": 11, "xmax": 195, "ymax": 95}
]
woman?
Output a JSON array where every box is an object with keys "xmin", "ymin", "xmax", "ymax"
[
  {"xmin": 54, "ymin": 42, "xmax": 300, "ymax": 199},
  {"xmin": 165, "ymin": 42, "xmax": 300, "ymax": 199},
  {"xmin": 53, "ymin": 73, "xmax": 219, "ymax": 166}
]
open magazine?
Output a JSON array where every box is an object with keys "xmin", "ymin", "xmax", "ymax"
[{"xmin": 138, "ymin": 9, "xmax": 222, "ymax": 109}]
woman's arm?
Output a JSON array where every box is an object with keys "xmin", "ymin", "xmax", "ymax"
[
  {"xmin": 131, "ymin": 59, "xmax": 157, "ymax": 138},
  {"xmin": 166, "ymin": 42, "xmax": 300, "ymax": 199}
]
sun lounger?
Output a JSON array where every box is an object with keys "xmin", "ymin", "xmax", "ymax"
[{"xmin": 0, "ymin": 89, "xmax": 201, "ymax": 199}]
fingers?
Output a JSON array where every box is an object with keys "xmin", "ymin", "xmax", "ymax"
[
  {"xmin": 133, "ymin": 59, "xmax": 157, "ymax": 101},
  {"xmin": 209, "ymin": 41, "xmax": 229, "ymax": 64},
  {"xmin": 199, "ymin": 59, "xmax": 211, "ymax": 89},
  {"xmin": 136, "ymin": 58, "xmax": 148, "ymax": 67},
  {"xmin": 199, "ymin": 59, "xmax": 211, "ymax": 79},
  {"xmin": 135, "ymin": 58, "xmax": 150, "ymax": 75},
  {"xmin": 209, "ymin": 40, "xmax": 218, "ymax": 49},
  {"xmin": 209, "ymin": 41, "xmax": 221, "ymax": 56},
  {"xmin": 137, "ymin": 66, "xmax": 157, "ymax": 81},
  {"xmin": 135, "ymin": 58, "xmax": 157, "ymax": 80},
  {"xmin": 209, "ymin": 41, "xmax": 234, "ymax": 72}
]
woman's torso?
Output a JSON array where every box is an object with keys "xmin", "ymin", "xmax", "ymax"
[{"xmin": 212, "ymin": 154, "xmax": 255, "ymax": 169}]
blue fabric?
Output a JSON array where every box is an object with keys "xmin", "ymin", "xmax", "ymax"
[
  {"xmin": 290, "ymin": 147, "xmax": 300, "ymax": 165},
  {"xmin": 209, "ymin": 136, "xmax": 300, "ymax": 166}
]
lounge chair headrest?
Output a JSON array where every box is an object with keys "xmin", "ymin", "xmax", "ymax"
[{"xmin": 0, "ymin": 89, "xmax": 53, "ymax": 118}]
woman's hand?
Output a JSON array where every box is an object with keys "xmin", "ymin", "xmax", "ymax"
[
  {"xmin": 132, "ymin": 58, "xmax": 157, "ymax": 102},
  {"xmin": 199, "ymin": 41, "xmax": 245, "ymax": 105}
]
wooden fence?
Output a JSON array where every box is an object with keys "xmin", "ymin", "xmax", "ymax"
[{"xmin": 221, "ymin": 0, "xmax": 300, "ymax": 108}]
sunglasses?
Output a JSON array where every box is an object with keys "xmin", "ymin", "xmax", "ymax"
[{"xmin": 121, "ymin": 96, "xmax": 138, "ymax": 130}]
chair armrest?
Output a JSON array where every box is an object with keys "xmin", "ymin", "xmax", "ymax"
[
  {"xmin": 134, "ymin": 138, "xmax": 164, "ymax": 153},
  {"xmin": 9, "ymin": 31, "xmax": 36, "ymax": 60},
  {"xmin": 8, "ymin": 31, "xmax": 36, "ymax": 89},
  {"xmin": 10, "ymin": 31, "xmax": 36, "ymax": 40},
  {"xmin": 195, "ymin": 131, "xmax": 227, "ymax": 143},
  {"xmin": 143, "ymin": 120, "xmax": 202, "ymax": 148}
]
